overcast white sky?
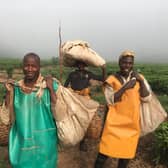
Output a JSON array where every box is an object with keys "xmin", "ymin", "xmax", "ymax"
[{"xmin": 0, "ymin": 0, "xmax": 167, "ymax": 62}]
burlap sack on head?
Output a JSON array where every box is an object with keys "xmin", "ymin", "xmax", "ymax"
[
  {"xmin": 61, "ymin": 40, "xmax": 106, "ymax": 67},
  {"xmin": 53, "ymin": 85, "xmax": 99, "ymax": 146},
  {"xmin": 140, "ymin": 92, "xmax": 167, "ymax": 136}
]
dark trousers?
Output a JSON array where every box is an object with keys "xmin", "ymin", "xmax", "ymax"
[{"xmin": 94, "ymin": 152, "xmax": 130, "ymax": 168}]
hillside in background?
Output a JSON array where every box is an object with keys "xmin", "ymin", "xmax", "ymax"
[{"xmin": 0, "ymin": 58, "xmax": 168, "ymax": 167}]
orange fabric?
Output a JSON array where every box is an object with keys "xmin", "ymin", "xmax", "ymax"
[
  {"xmin": 72, "ymin": 88, "xmax": 90, "ymax": 98},
  {"xmin": 99, "ymin": 75, "xmax": 141, "ymax": 158}
]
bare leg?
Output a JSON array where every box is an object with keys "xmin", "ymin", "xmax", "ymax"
[
  {"xmin": 94, "ymin": 152, "xmax": 108, "ymax": 168},
  {"xmin": 117, "ymin": 159, "xmax": 130, "ymax": 168},
  {"xmin": 79, "ymin": 138, "xmax": 88, "ymax": 152}
]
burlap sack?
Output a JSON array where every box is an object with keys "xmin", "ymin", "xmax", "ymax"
[
  {"xmin": 140, "ymin": 92, "xmax": 167, "ymax": 136},
  {"xmin": 53, "ymin": 85, "xmax": 99, "ymax": 146},
  {"xmin": 0, "ymin": 103, "xmax": 10, "ymax": 125},
  {"xmin": 61, "ymin": 40, "xmax": 106, "ymax": 67},
  {"xmin": 0, "ymin": 103, "xmax": 10, "ymax": 146}
]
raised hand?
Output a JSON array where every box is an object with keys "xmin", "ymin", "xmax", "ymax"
[
  {"xmin": 4, "ymin": 79, "xmax": 15, "ymax": 92},
  {"xmin": 45, "ymin": 76, "xmax": 53, "ymax": 91},
  {"xmin": 131, "ymin": 71, "xmax": 143, "ymax": 82}
]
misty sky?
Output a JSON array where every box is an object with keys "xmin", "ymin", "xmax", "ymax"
[{"xmin": 0, "ymin": 0, "xmax": 167, "ymax": 62}]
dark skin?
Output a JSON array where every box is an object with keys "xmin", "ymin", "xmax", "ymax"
[
  {"xmin": 64, "ymin": 61, "xmax": 106, "ymax": 91},
  {"xmin": 23, "ymin": 56, "xmax": 40, "ymax": 89},
  {"xmin": 77, "ymin": 62, "xmax": 106, "ymax": 81},
  {"xmin": 5, "ymin": 54, "xmax": 57, "ymax": 106},
  {"xmin": 114, "ymin": 56, "xmax": 150, "ymax": 103},
  {"xmin": 45, "ymin": 76, "xmax": 57, "ymax": 104}
]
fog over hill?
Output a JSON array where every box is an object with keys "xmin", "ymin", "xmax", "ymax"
[{"xmin": 0, "ymin": 0, "xmax": 167, "ymax": 63}]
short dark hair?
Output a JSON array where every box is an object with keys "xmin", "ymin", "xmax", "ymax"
[{"xmin": 23, "ymin": 52, "xmax": 40, "ymax": 66}]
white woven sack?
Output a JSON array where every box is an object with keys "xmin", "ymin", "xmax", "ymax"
[
  {"xmin": 53, "ymin": 85, "xmax": 99, "ymax": 146},
  {"xmin": 140, "ymin": 92, "xmax": 167, "ymax": 136},
  {"xmin": 61, "ymin": 40, "xmax": 106, "ymax": 67}
]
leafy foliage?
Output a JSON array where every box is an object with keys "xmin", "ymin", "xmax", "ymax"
[
  {"xmin": 153, "ymin": 122, "xmax": 168, "ymax": 165},
  {"xmin": 0, "ymin": 58, "xmax": 168, "ymax": 166}
]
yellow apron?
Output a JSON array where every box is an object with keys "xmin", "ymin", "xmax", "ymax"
[
  {"xmin": 99, "ymin": 75, "xmax": 141, "ymax": 159},
  {"xmin": 71, "ymin": 88, "xmax": 90, "ymax": 98}
]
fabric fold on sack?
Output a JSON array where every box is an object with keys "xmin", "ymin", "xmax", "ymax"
[
  {"xmin": 0, "ymin": 102, "xmax": 10, "ymax": 125},
  {"xmin": 140, "ymin": 92, "xmax": 167, "ymax": 136},
  {"xmin": 53, "ymin": 85, "xmax": 99, "ymax": 146}
]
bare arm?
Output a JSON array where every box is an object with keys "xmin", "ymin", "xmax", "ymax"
[
  {"xmin": 5, "ymin": 91, "xmax": 10, "ymax": 107},
  {"xmin": 89, "ymin": 64, "xmax": 106, "ymax": 82},
  {"xmin": 101, "ymin": 64, "xmax": 106, "ymax": 82},
  {"xmin": 114, "ymin": 79, "xmax": 136, "ymax": 103},
  {"xmin": 45, "ymin": 76, "xmax": 57, "ymax": 104},
  {"xmin": 4, "ymin": 80, "xmax": 14, "ymax": 107},
  {"xmin": 64, "ymin": 75, "xmax": 71, "ymax": 87},
  {"xmin": 131, "ymin": 72, "xmax": 150, "ymax": 97}
]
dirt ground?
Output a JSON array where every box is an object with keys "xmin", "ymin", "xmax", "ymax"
[
  {"xmin": 0, "ymin": 132, "xmax": 167, "ymax": 168},
  {"xmin": 58, "ymin": 133, "xmax": 167, "ymax": 168},
  {"xmin": 0, "ymin": 105, "xmax": 167, "ymax": 168}
]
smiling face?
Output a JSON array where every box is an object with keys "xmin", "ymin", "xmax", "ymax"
[
  {"xmin": 119, "ymin": 56, "xmax": 134, "ymax": 77},
  {"xmin": 23, "ymin": 53, "xmax": 40, "ymax": 83}
]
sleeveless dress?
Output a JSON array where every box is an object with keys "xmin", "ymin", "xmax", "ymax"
[{"xmin": 9, "ymin": 81, "xmax": 58, "ymax": 168}]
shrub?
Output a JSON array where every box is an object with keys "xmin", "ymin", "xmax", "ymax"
[
  {"xmin": 6, "ymin": 66, "xmax": 14, "ymax": 78},
  {"xmin": 153, "ymin": 122, "xmax": 168, "ymax": 165}
]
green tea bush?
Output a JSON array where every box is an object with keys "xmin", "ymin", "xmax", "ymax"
[
  {"xmin": 158, "ymin": 95, "xmax": 168, "ymax": 112},
  {"xmin": 0, "ymin": 58, "xmax": 21, "ymax": 70},
  {"xmin": 153, "ymin": 122, "xmax": 168, "ymax": 165},
  {"xmin": 6, "ymin": 66, "xmax": 14, "ymax": 78}
]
